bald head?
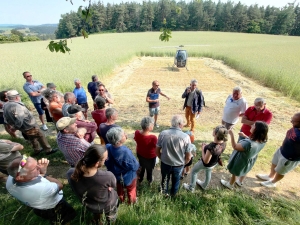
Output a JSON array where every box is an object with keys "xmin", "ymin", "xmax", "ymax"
[{"xmin": 291, "ymin": 113, "xmax": 300, "ymax": 128}]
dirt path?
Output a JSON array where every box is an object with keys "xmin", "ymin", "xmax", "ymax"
[
  {"xmin": 103, "ymin": 57, "xmax": 300, "ymax": 199},
  {"xmin": 1, "ymin": 57, "xmax": 299, "ymax": 200}
]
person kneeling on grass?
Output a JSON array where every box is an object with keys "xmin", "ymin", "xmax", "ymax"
[
  {"xmin": 183, "ymin": 125, "xmax": 228, "ymax": 192},
  {"xmin": 221, "ymin": 121, "xmax": 268, "ymax": 189},
  {"xmin": 105, "ymin": 127, "xmax": 139, "ymax": 204},
  {"xmin": 67, "ymin": 144, "xmax": 119, "ymax": 224},
  {"xmin": 6, "ymin": 156, "xmax": 76, "ymax": 225}
]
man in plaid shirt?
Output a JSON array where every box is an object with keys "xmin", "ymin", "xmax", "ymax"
[{"xmin": 56, "ymin": 117, "xmax": 90, "ymax": 167}]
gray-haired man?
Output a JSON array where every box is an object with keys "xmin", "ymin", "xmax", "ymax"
[
  {"xmin": 3, "ymin": 90, "xmax": 57, "ymax": 155},
  {"xmin": 222, "ymin": 86, "xmax": 248, "ymax": 129},
  {"xmin": 156, "ymin": 115, "xmax": 191, "ymax": 196},
  {"xmin": 73, "ymin": 79, "xmax": 88, "ymax": 119}
]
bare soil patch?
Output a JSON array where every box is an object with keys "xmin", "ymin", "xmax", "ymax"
[
  {"xmin": 1, "ymin": 57, "xmax": 299, "ymax": 200},
  {"xmin": 103, "ymin": 57, "xmax": 300, "ymax": 199}
]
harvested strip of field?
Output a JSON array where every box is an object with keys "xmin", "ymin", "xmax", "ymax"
[{"xmin": 103, "ymin": 56, "xmax": 300, "ymax": 199}]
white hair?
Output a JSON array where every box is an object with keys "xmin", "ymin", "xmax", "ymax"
[
  {"xmin": 171, "ymin": 115, "xmax": 184, "ymax": 128},
  {"xmin": 254, "ymin": 97, "xmax": 266, "ymax": 104}
]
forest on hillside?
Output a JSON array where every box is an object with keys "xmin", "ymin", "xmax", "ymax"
[{"xmin": 55, "ymin": 0, "xmax": 300, "ymax": 39}]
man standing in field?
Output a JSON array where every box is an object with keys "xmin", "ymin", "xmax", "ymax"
[
  {"xmin": 23, "ymin": 71, "xmax": 48, "ymax": 131},
  {"xmin": 257, "ymin": 112, "xmax": 300, "ymax": 188},
  {"xmin": 156, "ymin": 115, "xmax": 191, "ymax": 197},
  {"xmin": 87, "ymin": 75, "xmax": 99, "ymax": 101},
  {"xmin": 62, "ymin": 92, "xmax": 76, "ymax": 117},
  {"xmin": 3, "ymin": 90, "xmax": 57, "ymax": 155},
  {"xmin": 221, "ymin": 86, "xmax": 248, "ymax": 129},
  {"xmin": 99, "ymin": 108, "xmax": 120, "ymax": 144},
  {"xmin": 73, "ymin": 79, "xmax": 88, "ymax": 119},
  {"xmin": 146, "ymin": 80, "xmax": 170, "ymax": 128},
  {"xmin": 6, "ymin": 156, "xmax": 76, "ymax": 224},
  {"xmin": 182, "ymin": 79, "xmax": 204, "ymax": 132},
  {"xmin": 239, "ymin": 97, "xmax": 272, "ymax": 139}
]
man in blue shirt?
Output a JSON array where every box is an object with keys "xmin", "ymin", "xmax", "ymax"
[
  {"xmin": 73, "ymin": 79, "xmax": 88, "ymax": 119},
  {"xmin": 23, "ymin": 71, "xmax": 48, "ymax": 131}
]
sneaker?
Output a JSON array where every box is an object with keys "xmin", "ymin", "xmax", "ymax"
[
  {"xmin": 260, "ymin": 180, "xmax": 276, "ymax": 188},
  {"xmin": 154, "ymin": 123, "xmax": 159, "ymax": 128},
  {"xmin": 196, "ymin": 179, "xmax": 206, "ymax": 190},
  {"xmin": 42, "ymin": 124, "xmax": 48, "ymax": 131},
  {"xmin": 183, "ymin": 183, "xmax": 195, "ymax": 193},
  {"xmin": 256, "ymin": 174, "xmax": 272, "ymax": 181},
  {"xmin": 235, "ymin": 180, "xmax": 243, "ymax": 187},
  {"xmin": 220, "ymin": 179, "xmax": 233, "ymax": 190},
  {"xmin": 46, "ymin": 148, "xmax": 58, "ymax": 155}
]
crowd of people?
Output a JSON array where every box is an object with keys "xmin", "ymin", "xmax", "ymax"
[{"xmin": 0, "ymin": 72, "xmax": 299, "ymax": 225}]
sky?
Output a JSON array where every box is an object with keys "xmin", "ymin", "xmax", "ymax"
[{"xmin": 0, "ymin": 0, "xmax": 297, "ymax": 25}]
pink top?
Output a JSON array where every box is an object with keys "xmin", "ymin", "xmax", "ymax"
[{"xmin": 134, "ymin": 130, "xmax": 157, "ymax": 159}]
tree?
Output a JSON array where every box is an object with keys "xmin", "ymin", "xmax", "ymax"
[
  {"xmin": 232, "ymin": 2, "xmax": 248, "ymax": 32},
  {"xmin": 271, "ymin": 3, "xmax": 296, "ymax": 34}
]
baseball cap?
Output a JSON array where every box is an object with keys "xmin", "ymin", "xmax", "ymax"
[
  {"xmin": 6, "ymin": 90, "xmax": 21, "ymax": 97},
  {"xmin": 67, "ymin": 105, "xmax": 84, "ymax": 114},
  {"xmin": 56, "ymin": 117, "xmax": 76, "ymax": 131}
]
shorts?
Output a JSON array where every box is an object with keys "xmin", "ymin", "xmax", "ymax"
[
  {"xmin": 272, "ymin": 148, "xmax": 300, "ymax": 175},
  {"xmin": 79, "ymin": 103, "xmax": 89, "ymax": 112},
  {"xmin": 34, "ymin": 103, "xmax": 44, "ymax": 115},
  {"xmin": 33, "ymin": 198, "xmax": 76, "ymax": 225},
  {"xmin": 149, "ymin": 107, "xmax": 160, "ymax": 116},
  {"xmin": 221, "ymin": 120, "xmax": 234, "ymax": 130},
  {"xmin": 184, "ymin": 157, "xmax": 194, "ymax": 167}
]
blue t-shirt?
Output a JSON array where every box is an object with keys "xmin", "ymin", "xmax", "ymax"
[
  {"xmin": 23, "ymin": 80, "xmax": 44, "ymax": 103},
  {"xmin": 280, "ymin": 128, "xmax": 300, "ymax": 161},
  {"xmin": 87, "ymin": 82, "xmax": 98, "ymax": 100},
  {"xmin": 73, "ymin": 87, "xmax": 87, "ymax": 104}
]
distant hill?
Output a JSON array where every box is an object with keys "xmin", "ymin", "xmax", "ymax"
[{"xmin": 0, "ymin": 24, "xmax": 57, "ymax": 27}]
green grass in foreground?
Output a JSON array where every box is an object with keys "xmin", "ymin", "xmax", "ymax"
[
  {"xmin": 0, "ymin": 133, "xmax": 299, "ymax": 225},
  {"xmin": 1, "ymin": 181, "xmax": 300, "ymax": 225},
  {"xmin": 1, "ymin": 32, "xmax": 300, "ymax": 105}
]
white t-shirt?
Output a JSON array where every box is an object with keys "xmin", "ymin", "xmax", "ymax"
[
  {"xmin": 222, "ymin": 95, "xmax": 247, "ymax": 124},
  {"xmin": 6, "ymin": 176, "xmax": 63, "ymax": 209}
]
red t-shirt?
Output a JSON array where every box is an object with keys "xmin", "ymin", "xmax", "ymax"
[
  {"xmin": 241, "ymin": 106, "xmax": 273, "ymax": 136},
  {"xmin": 91, "ymin": 109, "xmax": 106, "ymax": 127},
  {"xmin": 134, "ymin": 130, "xmax": 157, "ymax": 159}
]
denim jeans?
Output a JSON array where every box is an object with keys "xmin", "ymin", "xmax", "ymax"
[
  {"xmin": 190, "ymin": 160, "xmax": 216, "ymax": 189},
  {"xmin": 137, "ymin": 154, "xmax": 156, "ymax": 183},
  {"xmin": 160, "ymin": 161, "xmax": 183, "ymax": 196}
]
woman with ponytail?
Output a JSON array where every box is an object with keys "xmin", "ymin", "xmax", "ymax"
[{"xmin": 67, "ymin": 144, "xmax": 118, "ymax": 224}]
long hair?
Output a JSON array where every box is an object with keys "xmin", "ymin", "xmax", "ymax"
[
  {"xmin": 71, "ymin": 144, "xmax": 107, "ymax": 182},
  {"xmin": 250, "ymin": 121, "xmax": 268, "ymax": 143}
]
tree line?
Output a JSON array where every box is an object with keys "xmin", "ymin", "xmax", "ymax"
[
  {"xmin": 0, "ymin": 29, "xmax": 40, "ymax": 43},
  {"xmin": 55, "ymin": 0, "xmax": 300, "ymax": 39}
]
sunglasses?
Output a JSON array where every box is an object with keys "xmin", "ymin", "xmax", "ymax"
[
  {"xmin": 17, "ymin": 155, "xmax": 28, "ymax": 176},
  {"xmin": 26, "ymin": 75, "xmax": 32, "ymax": 78},
  {"xmin": 99, "ymin": 89, "xmax": 105, "ymax": 91}
]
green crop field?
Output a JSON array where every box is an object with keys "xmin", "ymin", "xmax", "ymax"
[
  {"xmin": 1, "ymin": 31, "xmax": 300, "ymax": 103},
  {"xmin": 1, "ymin": 32, "xmax": 300, "ymax": 225}
]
